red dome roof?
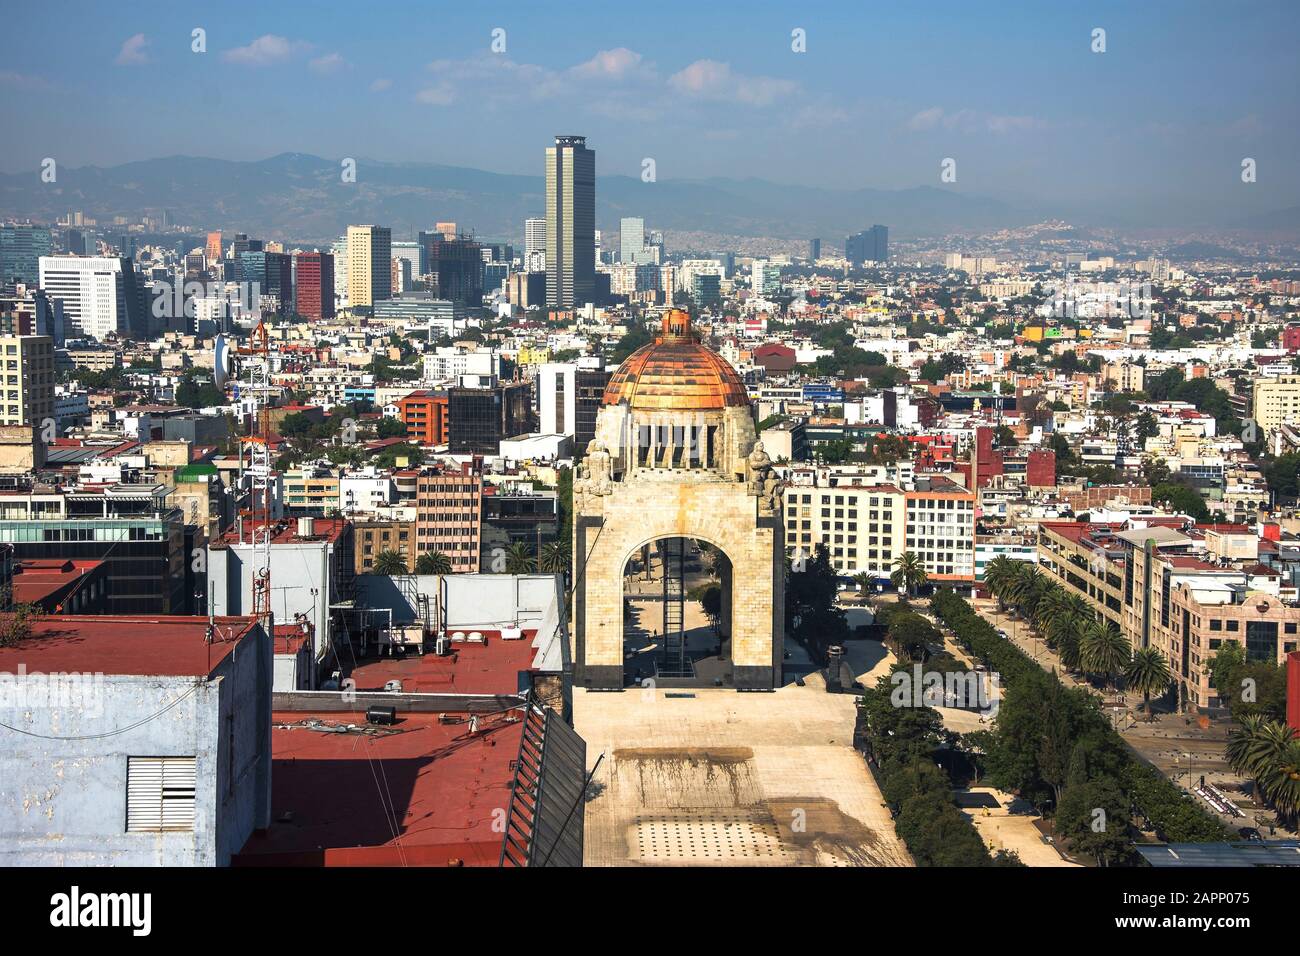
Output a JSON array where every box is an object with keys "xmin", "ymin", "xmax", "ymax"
[{"xmin": 602, "ymin": 311, "xmax": 750, "ymax": 412}]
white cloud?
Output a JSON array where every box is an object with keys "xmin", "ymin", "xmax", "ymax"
[
  {"xmin": 309, "ymin": 53, "xmax": 347, "ymax": 74},
  {"xmin": 906, "ymin": 106, "xmax": 945, "ymax": 131},
  {"xmin": 222, "ymin": 35, "xmax": 312, "ymax": 66},
  {"xmin": 115, "ymin": 33, "xmax": 149, "ymax": 67},
  {"xmin": 569, "ymin": 48, "xmax": 645, "ymax": 81},
  {"xmin": 907, "ymin": 106, "xmax": 1044, "ymax": 134},
  {"xmin": 369, "ymin": 78, "xmax": 392, "ymax": 93},
  {"xmin": 0, "ymin": 70, "xmax": 49, "ymax": 89},
  {"xmin": 667, "ymin": 59, "xmax": 795, "ymax": 106},
  {"xmin": 415, "ymin": 83, "xmax": 457, "ymax": 106}
]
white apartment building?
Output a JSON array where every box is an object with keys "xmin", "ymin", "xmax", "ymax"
[
  {"xmin": 781, "ymin": 472, "xmax": 976, "ymax": 587},
  {"xmin": 422, "ymin": 347, "xmax": 498, "ymax": 382},
  {"xmin": 38, "ymin": 255, "xmax": 136, "ymax": 339}
]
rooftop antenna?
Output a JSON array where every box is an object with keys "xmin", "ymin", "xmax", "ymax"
[{"xmin": 237, "ymin": 317, "xmax": 274, "ymax": 632}]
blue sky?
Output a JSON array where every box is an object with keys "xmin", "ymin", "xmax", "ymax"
[{"xmin": 2, "ymin": 0, "xmax": 1297, "ymax": 217}]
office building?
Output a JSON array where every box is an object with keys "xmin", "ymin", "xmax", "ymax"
[
  {"xmin": 0, "ymin": 485, "xmax": 188, "ymax": 614},
  {"xmin": 293, "ymin": 252, "xmax": 334, "ymax": 321},
  {"xmin": 419, "ymin": 235, "xmax": 483, "ymax": 304},
  {"xmin": 524, "ymin": 217, "xmax": 546, "ymax": 272},
  {"xmin": 38, "ymin": 255, "xmax": 145, "ymax": 340},
  {"xmin": 808, "ymin": 238, "xmax": 821, "ymax": 261},
  {"xmin": 545, "ymin": 135, "xmax": 596, "ymax": 309},
  {"xmin": 415, "ymin": 463, "xmax": 483, "ymax": 572},
  {"xmin": 845, "ymin": 225, "xmax": 888, "ymax": 265},
  {"xmin": 620, "ymin": 217, "xmax": 645, "ymax": 264},
  {"xmin": 537, "ymin": 357, "xmax": 611, "ymax": 449},
  {"xmin": 346, "ymin": 224, "xmax": 392, "ymax": 311},
  {"xmin": 447, "ymin": 380, "xmax": 533, "ymax": 454},
  {"xmin": 0, "ymin": 225, "xmax": 53, "ymax": 285}
]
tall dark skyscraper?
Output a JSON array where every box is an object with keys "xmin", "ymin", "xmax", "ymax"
[
  {"xmin": 809, "ymin": 238, "xmax": 821, "ymax": 261},
  {"xmin": 845, "ymin": 225, "xmax": 888, "ymax": 265},
  {"xmin": 545, "ymin": 135, "xmax": 595, "ymax": 309}
]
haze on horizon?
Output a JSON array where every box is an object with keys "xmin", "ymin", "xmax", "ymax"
[{"xmin": 2, "ymin": 0, "xmax": 1298, "ymax": 228}]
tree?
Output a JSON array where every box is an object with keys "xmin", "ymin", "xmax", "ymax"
[
  {"xmin": 786, "ymin": 544, "xmax": 848, "ymax": 662},
  {"xmin": 375, "ymin": 417, "xmax": 409, "ymax": 439},
  {"xmin": 416, "ymin": 551, "xmax": 452, "ymax": 575},
  {"xmin": 891, "ymin": 551, "xmax": 927, "ymax": 598},
  {"xmin": 1080, "ymin": 620, "xmax": 1129, "ymax": 688},
  {"xmin": 372, "ymin": 550, "xmax": 408, "ymax": 576},
  {"xmin": 539, "ymin": 539, "xmax": 571, "ymax": 575},
  {"xmin": 1152, "ymin": 482, "xmax": 1208, "ymax": 521},
  {"xmin": 1226, "ymin": 716, "xmax": 1300, "ymax": 825},
  {"xmin": 1126, "ymin": 647, "xmax": 1172, "ymax": 719},
  {"xmin": 982, "ymin": 556, "xmax": 1020, "ymax": 610},
  {"xmin": 504, "ymin": 542, "xmax": 535, "ymax": 574},
  {"xmin": 1055, "ymin": 778, "xmax": 1132, "ymax": 866},
  {"xmin": 0, "ymin": 588, "xmax": 43, "ymax": 647},
  {"xmin": 883, "ymin": 607, "xmax": 941, "ymax": 661}
]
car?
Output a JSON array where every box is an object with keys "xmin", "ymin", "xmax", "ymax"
[
  {"xmin": 1237, "ymin": 827, "xmax": 1263, "ymax": 842},
  {"xmin": 996, "ymin": 629, "xmax": 1009, "ymax": 639}
]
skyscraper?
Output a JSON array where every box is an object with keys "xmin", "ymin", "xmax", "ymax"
[
  {"xmin": 619, "ymin": 217, "xmax": 645, "ymax": 264},
  {"xmin": 294, "ymin": 252, "xmax": 334, "ymax": 322},
  {"xmin": 420, "ymin": 234, "xmax": 483, "ymax": 303},
  {"xmin": 205, "ymin": 231, "xmax": 223, "ymax": 263},
  {"xmin": 809, "ymin": 238, "xmax": 821, "ymax": 261},
  {"xmin": 524, "ymin": 218, "xmax": 546, "ymax": 272},
  {"xmin": 545, "ymin": 135, "xmax": 595, "ymax": 309},
  {"xmin": 845, "ymin": 225, "xmax": 889, "ymax": 265},
  {"xmin": 0, "ymin": 225, "xmax": 53, "ymax": 285},
  {"xmin": 346, "ymin": 225, "xmax": 392, "ymax": 311}
]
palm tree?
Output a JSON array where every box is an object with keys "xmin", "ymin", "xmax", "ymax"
[
  {"xmin": 539, "ymin": 540, "xmax": 571, "ymax": 575},
  {"xmin": 1260, "ymin": 737, "xmax": 1300, "ymax": 825},
  {"xmin": 1126, "ymin": 647, "xmax": 1172, "ymax": 719},
  {"xmin": 504, "ymin": 542, "xmax": 536, "ymax": 574},
  {"xmin": 416, "ymin": 551, "xmax": 452, "ymax": 575},
  {"xmin": 1226, "ymin": 716, "xmax": 1300, "ymax": 823},
  {"xmin": 1080, "ymin": 620, "xmax": 1128, "ymax": 688},
  {"xmin": 1053, "ymin": 592, "xmax": 1093, "ymax": 672},
  {"xmin": 852, "ymin": 571, "xmax": 873, "ymax": 594},
  {"xmin": 1227, "ymin": 715, "xmax": 1274, "ymax": 789},
  {"xmin": 891, "ymin": 551, "xmax": 927, "ymax": 598},
  {"xmin": 1034, "ymin": 582, "xmax": 1069, "ymax": 641},
  {"xmin": 983, "ymin": 555, "xmax": 1019, "ymax": 609},
  {"xmin": 372, "ymin": 550, "xmax": 408, "ymax": 576}
]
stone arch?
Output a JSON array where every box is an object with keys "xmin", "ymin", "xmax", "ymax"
[{"xmin": 573, "ymin": 477, "xmax": 784, "ymax": 691}]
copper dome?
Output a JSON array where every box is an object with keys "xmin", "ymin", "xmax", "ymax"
[{"xmin": 603, "ymin": 311, "xmax": 750, "ymax": 412}]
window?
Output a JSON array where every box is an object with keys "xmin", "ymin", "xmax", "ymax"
[{"xmin": 127, "ymin": 756, "xmax": 196, "ymax": 832}]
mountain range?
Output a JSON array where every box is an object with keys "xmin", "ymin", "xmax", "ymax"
[{"xmin": 1, "ymin": 153, "xmax": 1295, "ymax": 246}]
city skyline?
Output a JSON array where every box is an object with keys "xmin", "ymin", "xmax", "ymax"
[{"xmin": 1, "ymin": 1, "xmax": 1297, "ymax": 229}]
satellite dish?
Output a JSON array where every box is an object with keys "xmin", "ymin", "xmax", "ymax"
[{"xmin": 213, "ymin": 334, "xmax": 232, "ymax": 389}]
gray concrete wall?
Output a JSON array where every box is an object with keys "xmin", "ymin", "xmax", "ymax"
[
  {"xmin": 209, "ymin": 542, "xmax": 333, "ymax": 663},
  {"xmin": 0, "ymin": 625, "xmax": 271, "ymax": 866}
]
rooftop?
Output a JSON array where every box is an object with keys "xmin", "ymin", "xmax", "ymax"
[
  {"xmin": 212, "ymin": 517, "xmax": 349, "ymax": 548},
  {"xmin": 343, "ymin": 629, "xmax": 539, "ymax": 696},
  {"xmin": 0, "ymin": 615, "xmax": 259, "ymax": 677},
  {"xmin": 236, "ymin": 708, "xmax": 525, "ymax": 866}
]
